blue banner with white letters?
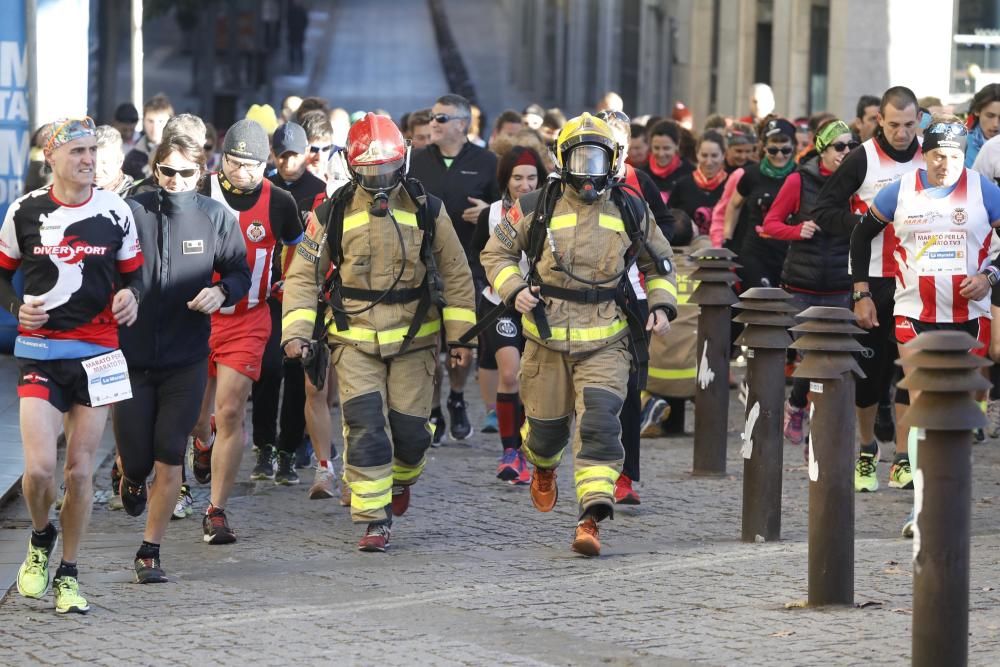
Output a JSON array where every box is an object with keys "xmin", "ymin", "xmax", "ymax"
[{"xmin": 0, "ymin": 1, "xmax": 28, "ymax": 347}]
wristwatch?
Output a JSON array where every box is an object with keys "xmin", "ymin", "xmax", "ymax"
[
  {"xmin": 981, "ymin": 266, "xmax": 1000, "ymax": 287},
  {"xmin": 851, "ymin": 290, "xmax": 872, "ymax": 303}
]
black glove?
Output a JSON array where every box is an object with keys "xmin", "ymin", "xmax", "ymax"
[{"xmin": 301, "ymin": 340, "xmax": 331, "ymax": 391}]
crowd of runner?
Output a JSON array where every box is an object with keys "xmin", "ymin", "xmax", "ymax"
[{"xmin": 7, "ymin": 77, "xmax": 1000, "ymax": 614}]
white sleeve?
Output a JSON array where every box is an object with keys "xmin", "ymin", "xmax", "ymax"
[
  {"xmin": 973, "ymin": 138, "xmax": 1000, "ymax": 181},
  {"xmin": 0, "ymin": 198, "xmax": 23, "ymax": 269}
]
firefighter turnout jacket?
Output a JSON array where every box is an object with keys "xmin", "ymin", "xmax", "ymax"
[
  {"xmin": 480, "ymin": 186, "xmax": 678, "ymax": 355},
  {"xmin": 281, "ymin": 184, "xmax": 476, "ymax": 356}
]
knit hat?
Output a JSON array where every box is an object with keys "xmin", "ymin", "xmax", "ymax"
[
  {"xmin": 272, "ymin": 122, "xmax": 308, "ymax": 156},
  {"xmin": 245, "ymin": 103, "xmax": 278, "ymax": 135},
  {"xmin": 223, "ymin": 119, "xmax": 270, "ymax": 163}
]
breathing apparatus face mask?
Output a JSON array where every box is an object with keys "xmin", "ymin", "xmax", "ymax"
[
  {"xmin": 564, "ymin": 145, "xmax": 611, "ymax": 204},
  {"xmin": 353, "ymin": 159, "xmax": 404, "ymax": 216}
]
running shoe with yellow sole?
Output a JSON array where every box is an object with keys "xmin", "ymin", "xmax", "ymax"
[
  {"xmin": 16, "ymin": 533, "xmax": 58, "ymax": 599},
  {"xmin": 854, "ymin": 450, "xmax": 879, "ymax": 493},
  {"xmin": 53, "ymin": 575, "xmax": 90, "ymax": 614}
]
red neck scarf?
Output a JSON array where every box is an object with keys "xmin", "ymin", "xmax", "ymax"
[
  {"xmin": 648, "ymin": 154, "xmax": 681, "ymax": 180},
  {"xmin": 692, "ymin": 166, "xmax": 727, "ymax": 192}
]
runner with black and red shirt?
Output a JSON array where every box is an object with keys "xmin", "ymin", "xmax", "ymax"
[
  {"xmin": 0, "ymin": 118, "xmax": 143, "ymax": 614},
  {"xmin": 190, "ymin": 119, "xmax": 302, "ymax": 545}
]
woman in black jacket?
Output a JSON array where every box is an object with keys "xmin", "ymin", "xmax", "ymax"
[
  {"xmin": 760, "ymin": 118, "xmax": 856, "ymax": 447},
  {"xmin": 669, "ymin": 131, "xmax": 728, "ymax": 237},
  {"xmin": 114, "ymin": 133, "xmax": 250, "ymax": 584}
]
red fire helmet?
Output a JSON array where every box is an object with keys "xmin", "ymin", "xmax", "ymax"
[
  {"xmin": 346, "ymin": 113, "xmax": 407, "ymax": 191},
  {"xmin": 346, "ymin": 113, "xmax": 406, "ymax": 167}
]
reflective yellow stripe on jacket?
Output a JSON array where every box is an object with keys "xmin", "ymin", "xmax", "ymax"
[
  {"xmin": 283, "ymin": 309, "xmax": 317, "ymax": 330},
  {"xmin": 330, "ymin": 318, "xmax": 442, "ymax": 344},
  {"xmin": 493, "ymin": 265, "xmax": 523, "ymax": 292},
  {"xmin": 522, "ymin": 317, "xmax": 628, "ymax": 342},
  {"xmin": 442, "ymin": 307, "xmax": 476, "ymax": 324},
  {"xmin": 342, "ymin": 209, "xmax": 419, "ymax": 233},
  {"xmin": 648, "ymin": 367, "xmax": 697, "ymax": 380},
  {"xmin": 598, "ymin": 214, "xmax": 624, "ymax": 232},
  {"xmin": 646, "ymin": 278, "xmax": 677, "ymax": 298}
]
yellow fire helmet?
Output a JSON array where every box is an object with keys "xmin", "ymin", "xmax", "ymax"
[{"xmin": 555, "ymin": 113, "xmax": 619, "ymax": 200}]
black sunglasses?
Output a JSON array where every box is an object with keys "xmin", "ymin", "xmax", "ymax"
[
  {"xmin": 309, "ymin": 144, "xmax": 333, "ymax": 154},
  {"xmin": 157, "ymin": 164, "xmax": 198, "ymax": 178},
  {"xmin": 829, "ymin": 141, "xmax": 860, "ymax": 153},
  {"xmin": 765, "ymin": 146, "xmax": 794, "ymax": 156},
  {"xmin": 432, "ymin": 113, "xmax": 468, "ymax": 124}
]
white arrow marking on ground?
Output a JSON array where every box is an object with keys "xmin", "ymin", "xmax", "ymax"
[
  {"xmin": 698, "ymin": 339, "xmax": 715, "ymax": 390},
  {"xmin": 742, "ymin": 402, "xmax": 760, "ymax": 459}
]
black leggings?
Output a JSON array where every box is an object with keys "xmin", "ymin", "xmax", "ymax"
[
  {"xmin": 251, "ymin": 298, "xmax": 308, "ymax": 453},
  {"xmin": 854, "ymin": 277, "xmax": 898, "ymax": 408},
  {"xmin": 113, "ymin": 361, "xmax": 208, "ymax": 480}
]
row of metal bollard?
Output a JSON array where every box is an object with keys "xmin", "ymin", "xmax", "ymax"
[{"xmin": 685, "ymin": 248, "xmax": 982, "ymax": 667}]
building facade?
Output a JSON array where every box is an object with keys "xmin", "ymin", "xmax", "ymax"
[{"xmin": 503, "ymin": 0, "xmax": 992, "ymax": 124}]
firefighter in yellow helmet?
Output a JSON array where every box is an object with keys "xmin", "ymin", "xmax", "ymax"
[
  {"xmin": 281, "ymin": 113, "xmax": 475, "ymax": 552},
  {"xmin": 480, "ymin": 113, "xmax": 678, "ymax": 556}
]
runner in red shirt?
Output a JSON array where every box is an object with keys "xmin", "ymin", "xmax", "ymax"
[{"xmin": 190, "ymin": 120, "xmax": 303, "ymax": 545}]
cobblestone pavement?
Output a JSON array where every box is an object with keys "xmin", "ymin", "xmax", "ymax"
[{"xmin": 2, "ymin": 385, "xmax": 1000, "ymax": 666}]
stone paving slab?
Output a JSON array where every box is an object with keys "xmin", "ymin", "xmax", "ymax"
[{"xmin": 1, "ymin": 390, "xmax": 999, "ymax": 665}]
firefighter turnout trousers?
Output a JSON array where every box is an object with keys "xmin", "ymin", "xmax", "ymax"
[
  {"xmin": 333, "ymin": 343, "xmax": 437, "ymax": 523},
  {"xmin": 519, "ymin": 338, "xmax": 630, "ymax": 518}
]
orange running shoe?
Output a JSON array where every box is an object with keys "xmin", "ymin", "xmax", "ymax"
[
  {"xmin": 571, "ymin": 517, "xmax": 601, "ymax": 556},
  {"xmin": 530, "ymin": 467, "xmax": 558, "ymax": 512}
]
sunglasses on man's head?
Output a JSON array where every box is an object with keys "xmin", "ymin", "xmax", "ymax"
[
  {"xmin": 765, "ymin": 146, "xmax": 794, "ymax": 156},
  {"xmin": 432, "ymin": 113, "xmax": 468, "ymax": 124},
  {"xmin": 829, "ymin": 141, "xmax": 860, "ymax": 153},
  {"xmin": 157, "ymin": 164, "xmax": 198, "ymax": 178}
]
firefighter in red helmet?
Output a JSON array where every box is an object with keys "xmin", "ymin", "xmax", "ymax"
[{"xmin": 281, "ymin": 113, "xmax": 476, "ymax": 552}]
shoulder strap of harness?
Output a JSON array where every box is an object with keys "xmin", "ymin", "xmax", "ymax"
[
  {"xmin": 610, "ymin": 184, "xmax": 653, "ymax": 389},
  {"xmin": 397, "ymin": 178, "xmax": 445, "ymax": 355},
  {"xmin": 319, "ymin": 182, "xmax": 357, "ymax": 334}
]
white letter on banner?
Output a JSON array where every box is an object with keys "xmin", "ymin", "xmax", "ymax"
[
  {"xmin": 0, "ymin": 42, "xmax": 27, "ymax": 88},
  {"xmin": 0, "ymin": 129, "xmax": 30, "ymax": 178}
]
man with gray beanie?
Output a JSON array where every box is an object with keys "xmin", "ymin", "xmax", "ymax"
[{"xmin": 191, "ymin": 118, "xmax": 303, "ymax": 545}]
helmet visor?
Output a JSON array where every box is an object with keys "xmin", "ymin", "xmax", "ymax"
[
  {"xmin": 353, "ymin": 159, "xmax": 403, "ymax": 191},
  {"xmin": 565, "ymin": 145, "xmax": 610, "ymax": 177}
]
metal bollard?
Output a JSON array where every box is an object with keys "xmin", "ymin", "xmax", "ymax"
[
  {"xmin": 898, "ymin": 331, "xmax": 989, "ymax": 667},
  {"xmin": 689, "ymin": 247, "xmax": 740, "ymax": 476},
  {"xmin": 789, "ymin": 306, "xmax": 865, "ymax": 606},
  {"xmin": 733, "ymin": 287, "xmax": 798, "ymax": 543}
]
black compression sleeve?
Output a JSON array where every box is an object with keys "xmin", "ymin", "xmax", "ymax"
[
  {"xmin": 471, "ymin": 206, "xmax": 491, "ymax": 258},
  {"xmin": 0, "ymin": 267, "xmax": 21, "ymax": 317},
  {"xmin": 848, "ymin": 211, "xmax": 888, "ymax": 283},
  {"xmin": 120, "ymin": 269, "xmax": 144, "ymax": 304},
  {"xmin": 636, "ymin": 169, "xmax": 677, "ymax": 243},
  {"xmin": 814, "ymin": 148, "xmax": 868, "ymax": 238}
]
